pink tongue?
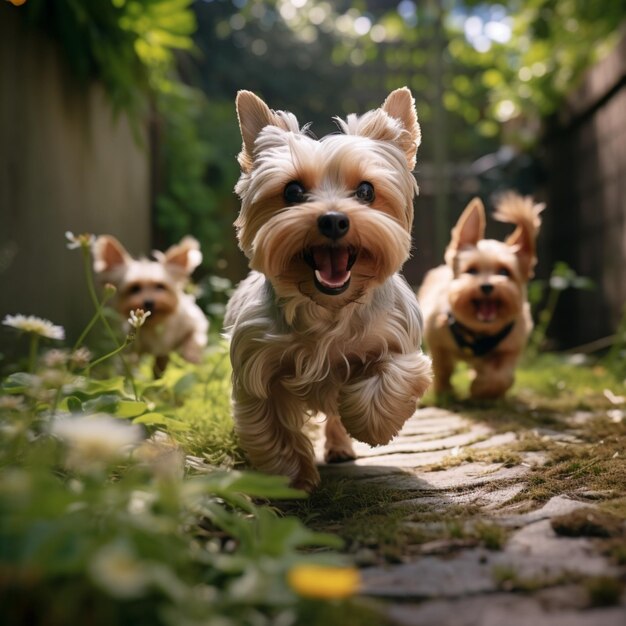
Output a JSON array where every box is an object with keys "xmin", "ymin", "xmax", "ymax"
[
  {"xmin": 313, "ymin": 247, "xmax": 350, "ymax": 284},
  {"xmin": 477, "ymin": 300, "xmax": 498, "ymax": 322}
]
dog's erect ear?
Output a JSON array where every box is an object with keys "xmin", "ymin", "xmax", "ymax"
[
  {"xmin": 506, "ymin": 225, "xmax": 534, "ymax": 279},
  {"xmin": 162, "ymin": 236, "xmax": 202, "ymax": 276},
  {"xmin": 236, "ymin": 90, "xmax": 301, "ymax": 172},
  {"xmin": 382, "ymin": 87, "xmax": 421, "ymax": 163},
  {"xmin": 236, "ymin": 91, "xmax": 274, "ymax": 165},
  {"xmin": 444, "ymin": 198, "xmax": 486, "ymax": 265},
  {"xmin": 340, "ymin": 87, "xmax": 420, "ymax": 169},
  {"xmin": 92, "ymin": 235, "xmax": 132, "ymax": 275}
]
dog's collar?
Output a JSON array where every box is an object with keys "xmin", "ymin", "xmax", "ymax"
[{"xmin": 447, "ymin": 313, "xmax": 515, "ymax": 357}]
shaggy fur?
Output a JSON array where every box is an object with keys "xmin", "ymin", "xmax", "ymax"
[
  {"xmin": 418, "ymin": 193, "xmax": 544, "ymax": 399},
  {"xmin": 224, "ymin": 89, "xmax": 432, "ymax": 491},
  {"xmin": 93, "ymin": 235, "xmax": 208, "ymax": 375}
]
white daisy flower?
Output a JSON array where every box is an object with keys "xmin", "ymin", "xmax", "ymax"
[
  {"xmin": 89, "ymin": 541, "xmax": 150, "ymax": 598},
  {"xmin": 52, "ymin": 413, "xmax": 143, "ymax": 472},
  {"xmin": 65, "ymin": 231, "xmax": 96, "ymax": 250},
  {"xmin": 128, "ymin": 309, "xmax": 151, "ymax": 329},
  {"xmin": 2, "ymin": 314, "xmax": 65, "ymax": 340}
]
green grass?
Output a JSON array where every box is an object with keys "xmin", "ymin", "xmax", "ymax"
[
  {"xmin": 424, "ymin": 352, "xmax": 625, "ymax": 415},
  {"xmin": 0, "ymin": 331, "xmax": 377, "ymax": 626},
  {"xmin": 278, "ymin": 477, "xmax": 429, "ymax": 562},
  {"xmin": 585, "ymin": 576, "xmax": 624, "ymax": 607},
  {"xmin": 4, "ymin": 304, "xmax": 625, "ymax": 624},
  {"xmin": 269, "ymin": 351, "xmax": 626, "ymax": 567},
  {"xmin": 146, "ymin": 345, "xmax": 242, "ymax": 465}
]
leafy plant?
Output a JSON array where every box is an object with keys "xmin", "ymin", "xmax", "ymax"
[
  {"xmin": 527, "ymin": 261, "xmax": 594, "ymax": 357},
  {"xmin": 154, "ymin": 92, "xmax": 240, "ymax": 267},
  {"xmin": 0, "ymin": 236, "xmax": 370, "ymax": 626},
  {"xmin": 22, "ymin": 0, "xmax": 195, "ymax": 117}
]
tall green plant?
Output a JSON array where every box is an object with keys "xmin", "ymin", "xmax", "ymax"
[
  {"xmin": 154, "ymin": 90, "xmax": 240, "ymax": 265},
  {"xmin": 527, "ymin": 261, "xmax": 594, "ymax": 358}
]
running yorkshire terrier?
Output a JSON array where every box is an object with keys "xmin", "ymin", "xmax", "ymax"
[
  {"xmin": 418, "ymin": 193, "xmax": 544, "ymax": 400},
  {"xmin": 93, "ymin": 235, "xmax": 208, "ymax": 376},
  {"xmin": 224, "ymin": 88, "xmax": 432, "ymax": 491}
]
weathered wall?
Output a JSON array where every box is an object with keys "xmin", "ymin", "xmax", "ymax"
[
  {"xmin": 0, "ymin": 6, "xmax": 151, "ymax": 348},
  {"xmin": 542, "ymin": 30, "xmax": 626, "ymax": 347}
]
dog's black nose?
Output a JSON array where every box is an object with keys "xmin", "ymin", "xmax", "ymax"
[
  {"xmin": 143, "ymin": 299, "xmax": 155, "ymax": 312},
  {"xmin": 318, "ymin": 212, "xmax": 350, "ymax": 240},
  {"xmin": 480, "ymin": 284, "xmax": 494, "ymax": 295}
]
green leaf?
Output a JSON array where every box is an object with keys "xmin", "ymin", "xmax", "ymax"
[
  {"xmin": 133, "ymin": 412, "xmax": 190, "ymax": 431},
  {"xmin": 112, "ymin": 401, "xmax": 148, "ymax": 418},
  {"xmin": 82, "ymin": 377, "xmax": 128, "ymax": 396},
  {"xmin": 81, "ymin": 394, "xmax": 123, "ymax": 414},
  {"xmin": 66, "ymin": 396, "xmax": 83, "ymax": 414},
  {"xmin": 2, "ymin": 372, "xmax": 39, "ymax": 394},
  {"xmin": 173, "ymin": 372, "xmax": 198, "ymax": 397},
  {"xmin": 196, "ymin": 471, "xmax": 307, "ymax": 502}
]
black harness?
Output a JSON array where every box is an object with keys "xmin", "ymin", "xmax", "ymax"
[{"xmin": 447, "ymin": 313, "xmax": 515, "ymax": 357}]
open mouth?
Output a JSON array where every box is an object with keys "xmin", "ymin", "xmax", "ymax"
[
  {"xmin": 472, "ymin": 298, "xmax": 500, "ymax": 323},
  {"xmin": 304, "ymin": 245, "xmax": 357, "ymax": 295}
]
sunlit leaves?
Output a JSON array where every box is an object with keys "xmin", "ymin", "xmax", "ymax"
[{"xmin": 23, "ymin": 0, "xmax": 196, "ymax": 117}]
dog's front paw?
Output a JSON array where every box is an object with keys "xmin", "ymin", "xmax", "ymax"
[
  {"xmin": 180, "ymin": 341, "xmax": 203, "ymax": 364},
  {"xmin": 324, "ymin": 442, "xmax": 357, "ymax": 464},
  {"xmin": 339, "ymin": 352, "xmax": 431, "ymax": 446},
  {"xmin": 324, "ymin": 415, "xmax": 357, "ymax": 464},
  {"xmin": 470, "ymin": 365, "xmax": 514, "ymax": 399}
]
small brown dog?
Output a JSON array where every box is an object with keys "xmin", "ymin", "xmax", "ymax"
[
  {"xmin": 418, "ymin": 193, "xmax": 544, "ymax": 399},
  {"xmin": 224, "ymin": 88, "xmax": 432, "ymax": 491},
  {"xmin": 93, "ymin": 235, "xmax": 208, "ymax": 375}
]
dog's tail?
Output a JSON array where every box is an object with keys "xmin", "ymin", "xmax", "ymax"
[{"xmin": 493, "ymin": 192, "xmax": 545, "ymax": 278}]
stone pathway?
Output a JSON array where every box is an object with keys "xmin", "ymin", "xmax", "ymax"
[{"xmin": 314, "ymin": 407, "xmax": 626, "ymax": 625}]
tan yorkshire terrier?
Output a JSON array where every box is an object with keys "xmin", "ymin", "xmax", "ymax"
[
  {"xmin": 93, "ymin": 235, "xmax": 209, "ymax": 375},
  {"xmin": 224, "ymin": 88, "xmax": 432, "ymax": 491},
  {"xmin": 418, "ymin": 193, "xmax": 544, "ymax": 400}
]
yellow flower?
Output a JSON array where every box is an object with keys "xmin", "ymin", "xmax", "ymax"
[{"xmin": 287, "ymin": 565, "xmax": 360, "ymax": 599}]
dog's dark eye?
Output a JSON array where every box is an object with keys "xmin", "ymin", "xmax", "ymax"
[
  {"xmin": 128, "ymin": 284, "xmax": 142, "ymax": 295},
  {"xmin": 498, "ymin": 267, "xmax": 511, "ymax": 277},
  {"xmin": 155, "ymin": 283, "xmax": 167, "ymax": 291},
  {"xmin": 284, "ymin": 181, "xmax": 306, "ymax": 205},
  {"xmin": 465, "ymin": 267, "xmax": 479, "ymax": 275},
  {"xmin": 355, "ymin": 181, "xmax": 375, "ymax": 203}
]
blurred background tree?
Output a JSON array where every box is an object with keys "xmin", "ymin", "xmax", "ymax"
[
  {"xmin": 19, "ymin": 0, "xmax": 624, "ymax": 265},
  {"xmin": 5, "ymin": 0, "xmax": 625, "ymax": 345}
]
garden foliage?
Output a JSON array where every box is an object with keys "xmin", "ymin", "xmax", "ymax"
[{"xmin": 0, "ymin": 238, "xmax": 365, "ymax": 626}]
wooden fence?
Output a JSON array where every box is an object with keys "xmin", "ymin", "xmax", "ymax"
[
  {"xmin": 541, "ymin": 30, "xmax": 626, "ymax": 348},
  {"xmin": 0, "ymin": 6, "xmax": 151, "ymax": 347}
]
